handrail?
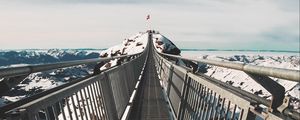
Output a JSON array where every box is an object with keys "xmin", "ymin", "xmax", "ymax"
[
  {"xmin": 158, "ymin": 52, "xmax": 300, "ymax": 82},
  {"xmin": 154, "ymin": 50, "xmax": 300, "ymax": 120},
  {"xmin": 0, "ymin": 52, "xmax": 142, "ymax": 78},
  {"xmin": 152, "ymin": 48, "xmax": 271, "ymax": 106}
]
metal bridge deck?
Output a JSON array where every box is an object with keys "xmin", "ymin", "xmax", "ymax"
[{"xmin": 128, "ymin": 50, "xmax": 170, "ymax": 120}]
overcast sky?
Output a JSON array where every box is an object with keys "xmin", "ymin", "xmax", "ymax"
[{"xmin": 0, "ymin": 0, "xmax": 299, "ymax": 51}]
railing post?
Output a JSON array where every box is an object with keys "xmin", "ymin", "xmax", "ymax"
[
  {"xmin": 177, "ymin": 71, "xmax": 191, "ymax": 120},
  {"xmin": 159, "ymin": 59, "xmax": 163, "ymax": 75},
  {"xmin": 246, "ymin": 73, "xmax": 285, "ymax": 111},
  {"xmin": 99, "ymin": 73, "xmax": 118, "ymax": 120},
  {"xmin": 167, "ymin": 65, "xmax": 174, "ymax": 96}
]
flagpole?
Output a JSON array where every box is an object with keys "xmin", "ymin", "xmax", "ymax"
[{"xmin": 146, "ymin": 14, "xmax": 151, "ymax": 31}]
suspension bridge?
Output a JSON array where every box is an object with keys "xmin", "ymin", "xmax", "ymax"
[{"xmin": 0, "ymin": 31, "xmax": 299, "ymax": 120}]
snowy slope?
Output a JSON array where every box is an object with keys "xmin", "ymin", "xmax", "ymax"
[
  {"xmin": 100, "ymin": 32, "xmax": 147, "ymax": 57},
  {"xmin": 198, "ymin": 55, "xmax": 300, "ymax": 98},
  {"xmin": 98, "ymin": 32, "xmax": 148, "ymax": 70},
  {"xmin": 0, "ymin": 65, "xmax": 93, "ymax": 106}
]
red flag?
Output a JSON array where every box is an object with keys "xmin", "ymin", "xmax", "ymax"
[{"xmin": 146, "ymin": 15, "xmax": 150, "ymax": 20}]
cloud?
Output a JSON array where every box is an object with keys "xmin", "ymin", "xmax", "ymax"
[{"xmin": 0, "ymin": 0, "xmax": 298, "ymax": 50}]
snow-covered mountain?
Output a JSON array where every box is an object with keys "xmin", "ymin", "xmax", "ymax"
[
  {"xmin": 98, "ymin": 32, "xmax": 148, "ymax": 70},
  {"xmin": 0, "ymin": 49, "xmax": 101, "ymax": 67}
]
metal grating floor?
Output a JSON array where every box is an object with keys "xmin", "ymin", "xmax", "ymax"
[{"xmin": 128, "ymin": 50, "xmax": 170, "ymax": 120}]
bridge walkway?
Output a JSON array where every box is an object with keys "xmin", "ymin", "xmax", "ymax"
[{"xmin": 128, "ymin": 46, "xmax": 170, "ymax": 120}]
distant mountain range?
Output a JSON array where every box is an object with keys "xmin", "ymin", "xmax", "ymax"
[
  {"xmin": 1, "ymin": 48, "xmax": 298, "ymax": 67},
  {"xmin": 180, "ymin": 48, "xmax": 300, "ymax": 53},
  {"xmin": 0, "ymin": 49, "xmax": 102, "ymax": 66}
]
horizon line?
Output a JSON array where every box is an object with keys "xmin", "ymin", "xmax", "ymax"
[{"xmin": 0, "ymin": 48, "xmax": 299, "ymax": 53}]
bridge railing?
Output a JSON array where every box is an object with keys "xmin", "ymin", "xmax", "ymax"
[
  {"xmin": 1, "ymin": 47, "xmax": 148, "ymax": 120},
  {"xmin": 153, "ymin": 48, "xmax": 300, "ymax": 120},
  {"xmin": 0, "ymin": 53, "xmax": 141, "ymax": 79}
]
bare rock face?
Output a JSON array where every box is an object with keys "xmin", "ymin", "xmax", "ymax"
[
  {"xmin": 100, "ymin": 52, "xmax": 108, "ymax": 58},
  {"xmin": 165, "ymin": 47, "xmax": 181, "ymax": 55},
  {"xmin": 136, "ymin": 42, "xmax": 143, "ymax": 46},
  {"xmin": 152, "ymin": 33, "xmax": 181, "ymax": 55},
  {"xmin": 152, "ymin": 32, "xmax": 200, "ymax": 72},
  {"xmin": 121, "ymin": 47, "xmax": 127, "ymax": 55},
  {"xmin": 104, "ymin": 62, "xmax": 111, "ymax": 68}
]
